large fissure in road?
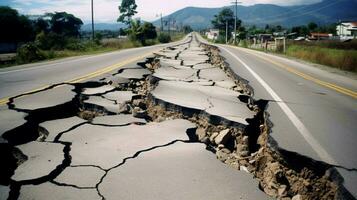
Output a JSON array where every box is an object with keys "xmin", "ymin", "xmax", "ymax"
[{"xmin": 0, "ymin": 34, "xmax": 354, "ymax": 200}]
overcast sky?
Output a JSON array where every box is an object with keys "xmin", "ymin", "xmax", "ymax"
[{"xmin": 1, "ymin": 0, "xmax": 322, "ymax": 23}]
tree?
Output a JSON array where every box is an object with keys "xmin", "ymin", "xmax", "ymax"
[
  {"xmin": 128, "ymin": 20, "xmax": 157, "ymax": 45},
  {"xmin": 183, "ymin": 25, "xmax": 193, "ymax": 34},
  {"xmin": 118, "ymin": 0, "xmax": 137, "ymax": 25},
  {"xmin": 291, "ymin": 25, "xmax": 309, "ymax": 36},
  {"xmin": 0, "ymin": 6, "xmax": 34, "ymax": 43},
  {"xmin": 211, "ymin": 8, "xmax": 241, "ymax": 40},
  {"xmin": 33, "ymin": 18, "xmax": 50, "ymax": 34},
  {"xmin": 47, "ymin": 12, "xmax": 83, "ymax": 37},
  {"xmin": 308, "ymin": 22, "xmax": 318, "ymax": 32},
  {"xmin": 94, "ymin": 32, "xmax": 103, "ymax": 45},
  {"xmin": 141, "ymin": 22, "xmax": 157, "ymax": 40},
  {"xmin": 237, "ymin": 26, "xmax": 246, "ymax": 41},
  {"xmin": 119, "ymin": 28, "xmax": 127, "ymax": 36}
]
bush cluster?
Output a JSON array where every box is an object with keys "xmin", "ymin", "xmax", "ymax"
[
  {"xmin": 16, "ymin": 42, "xmax": 45, "ymax": 64},
  {"xmin": 158, "ymin": 33, "xmax": 171, "ymax": 43}
]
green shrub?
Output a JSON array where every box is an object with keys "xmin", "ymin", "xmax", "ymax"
[
  {"xmin": 158, "ymin": 33, "xmax": 171, "ymax": 43},
  {"xmin": 94, "ymin": 32, "xmax": 103, "ymax": 45},
  {"xmin": 286, "ymin": 45, "xmax": 357, "ymax": 72},
  {"xmin": 144, "ymin": 39, "xmax": 158, "ymax": 46},
  {"xmin": 65, "ymin": 38, "xmax": 85, "ymax": 51},
  {"xmin": 240, "ymin": 40, "xmax": 248, "ymax": 48},
  {"xmin": 215, "ymin": 35, "xmax": 226, "ymax": 44},
  {"xmin": 35, "ymin": 32, "xmax": 65, "ymax": 50},
  {"xmin": 16, "ymin": 42, "xmax": 45, "ymax": 64}
]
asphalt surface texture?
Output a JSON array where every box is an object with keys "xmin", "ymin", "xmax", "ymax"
[
  {"xmin": 0, "ymin": 33, "xmax": 356, "ymax": 199},
  {"xmin": 204, "ymin": 36, "xmax": 357, "ymax": 197}
]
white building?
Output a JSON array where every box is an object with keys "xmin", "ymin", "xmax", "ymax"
[
  {"xmin": 206, "ymin": 29, "xmax": 219, "ymax": 40},
  {"xmin": 336, "ymin": 22, "xmax": 357, "ymax": 38}
]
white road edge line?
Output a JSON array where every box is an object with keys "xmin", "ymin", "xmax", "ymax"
[{"xmin": 221, "ymin": 46, "xmax": 337, "ymax": 165}]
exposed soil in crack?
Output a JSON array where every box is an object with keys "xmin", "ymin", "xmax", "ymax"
[
  {"xmin": 117, "ymin": 35, "xmax": 350, "ymax": 200},
  {"xmin": 0, "ymin": 34, "xmax": 354, "ymax": 200}
]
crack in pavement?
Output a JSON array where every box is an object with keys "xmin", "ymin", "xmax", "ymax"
[{"xmin": 95, "ymin": 139, "xmax": 198, "ymax": 200}]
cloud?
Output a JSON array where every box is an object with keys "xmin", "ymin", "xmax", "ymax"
[{"xmin": 4, "ymin": 0, "xmax": 323, "ymax": 23}]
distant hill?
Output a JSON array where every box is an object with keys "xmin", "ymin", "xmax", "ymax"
[
  {"xmin": 81, "ymin": 23, "xmax": 126, "ymax": 31},
  {"xmin": 153, "ymin": 0, "xmax": 357, "ymax": 30}
]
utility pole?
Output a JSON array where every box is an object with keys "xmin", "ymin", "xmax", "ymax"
[
  {"xmin": 339, "ymin": 20, "xmax": 342, "ymax": 39},
  {"xmin": 156, "ymin": 13, "xmax": 164, "ymax": 32},
  {"xmin": 231, "ymin": 0, "xmax": 241, "ymax": 45},
  {"xmin": 91, "ymin": 0, "xmax": 94, "ymax": 40},
  {"xmin": 226, "ymin": 20, "xmax": 228, "ymax": 44},
  {"xmin": 160, "ymin": 13, "xmax": 163, "ymax": 32}
]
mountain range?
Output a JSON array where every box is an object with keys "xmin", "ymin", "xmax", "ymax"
[
  {"xmin": 153, "ymin": 0, "xmax": 357, "ymax": 30},
  {"xmin": 81, "ymin": 23, "xmax": 126, "ymax": 31},
  {"xmin": 82, "ymin": 0, "xmax": 357, "ymax": 31}
]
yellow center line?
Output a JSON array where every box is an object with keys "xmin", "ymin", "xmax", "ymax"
[
  {"xmin": 226, "ymin": 45, "xmax": 357, "ymax": 99},
  {"xmin": 0, "ymin": 52, "xmax": 152, "ymax": 106}
]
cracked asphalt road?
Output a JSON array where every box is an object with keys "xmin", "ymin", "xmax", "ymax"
[
  {"xmin": 210, "ymin": 36, "xmax": 357, "ymax": 197},
  {"xmin": 0, "ymin": 34, "xmax": 270, "ymax": 200},
  {"xmin": 0, "ymin": 33, "xmax": 356, "ymax": 200}
]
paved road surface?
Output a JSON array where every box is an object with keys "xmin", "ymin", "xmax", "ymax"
[
  {"xmin": 195, "ymin": 35, "xmax": 357, "ymax": 197},
  {"xmin": 0, "ymin": 42, "xmax": 183, "ymax": 102},
  {"xmin": 1, "ymin": 33, "xmax": 356, "ymax": 198},
  {"xmin": 0, "ymin": 34, "xmax": 270, "ymax": 200}
]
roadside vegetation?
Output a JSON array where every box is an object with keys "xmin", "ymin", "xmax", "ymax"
[
  {"xmin": 206, "ymin": 8, "xmax": 357, "ymax": 72},
  {"xmin": 0, "ymin": 3, "xmax": 186, "ymax": 68},
  {"xmin": 285, "ymin": 41, "xmax": 357, "ymax": 72}
]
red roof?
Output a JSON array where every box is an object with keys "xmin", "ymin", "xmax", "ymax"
[
  {"xmin": 350, "ymin": 22, "xmax": 357, "ymax": 27},
  {"xmin": 310, "ymin": 33, "xmax": 330, "ymax": 37}
]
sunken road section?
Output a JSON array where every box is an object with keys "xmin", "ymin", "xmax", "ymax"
[{"xmin": 0, "ymin": 33, "xmax": 354, "ymax": 200}]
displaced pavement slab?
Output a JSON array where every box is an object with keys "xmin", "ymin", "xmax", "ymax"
[
  {"xmin": 214, "ymin": 80, "xmax": 237, "ymax": 90},
  {"xmin": 12, "ymin": 85, "xmax": 76, "ymax": 110},
  {"xmin": 19, "ymin": 182, "xmax": 100, "ymax": 200},
  {"xmin": 54, "ymin": 166, "xmax": 105, "ymax": 188},
  {"xmin": 153, "ymin": 66, "xmax": 197, "ymax": 82},
  {"xmin": 154, "ymin": 51, "xmax": 179, "ymax": 59},
  {"xmin": 39, "ymin": 116, "xmax": 87, "ymax": 142},
  {"xmin": 199, "ymin": 68, "xmax": 231, "ymax": 81},
  {"xmin": 102, "ymin": 91, "xmax": 134, "ymax": 103},
  {"xmin": 12, "ymin": 141, "xmax": 64, "ymax": 182},
  {"xmin": 192, "ymin": 63, "xmax": 216, "ymax": 70},
  {"xmin": 104, "ymin": 74, "xmax": 130, "ymax": 86},
  {"xmin": 0, "ymin": 185, "xmax": 10, "ymax": 200},
  {"xmin": 82, "ymin": 85, "xmax": 116, "ymax": 95},
  {"xmin": 337, "ymin": 168, "xmax": 357, "ymax": 198},
  {"xmin": 60, "ymin": 119, "xmax": 196, "ymax": 169},
  {"xmin": 0, "ymin": 108, "xmax": 27, "ymax": 142},
  {"xmin": 159, "ymin": 58, "xmax": 182, "ymax": 68},
  {"xmin": 206, "ymin": 98, "xmax": 254, "ymax": 126},
  {"xmin": 151, "ymin": 81, "xmax": 255, "ymax": 125},
  {"xmin": 115, "ymin": 68, "xmax": 151, "ymax": 79},
  {"xmin": 83, "ymin": 96, "xmax": 118, "ymax": 113},
  {"xmin": 183, "ymin": 59, "xmax": 207, "ymax": 66},
  {"xmin": 99, "ymin": 142, "xmax": 269, "ymax": 200},
  {"xmin": 91, "ymin": 114, "xmax": 146, "ymax": 125}
]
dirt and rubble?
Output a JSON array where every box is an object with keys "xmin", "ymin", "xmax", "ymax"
[
  {"xmin": 0, "ymin": 33, "xmax": 353, "ymax": 200},
  {"xmin": 120, "ymin": 35, "xmax": 343, "ymax": 200}
]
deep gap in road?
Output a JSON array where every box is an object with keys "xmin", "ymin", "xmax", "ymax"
[{"xmin": 0, "ymin": 34, "xmax": 355, "ymax": 200}]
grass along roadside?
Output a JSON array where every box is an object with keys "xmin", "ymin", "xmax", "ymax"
[
  {"xmin": 0, "ymin": 33, "xmax": 185, "ymax": 69},
  {"xmin": 285, "ymin": 45, "xmax": 357, "ymax": 72},
  {"xmin": 235, "ymin": 40, "xmax": 357, "ymax": 73},
  {"xmin": 201, "ymin": 31, "xmax": 357, "ymax": 73}
]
